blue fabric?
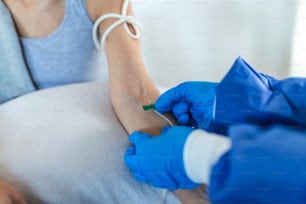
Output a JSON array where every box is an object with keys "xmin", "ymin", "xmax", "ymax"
[
  {"xmin": 125, "ymin": 126, "xmax": 199, "ymax": 190},
  {"xmin": 155, "ymin": 82, "xmax": 218, "ymax": 129},
  {"xmin": 209, "ymin": 125, "xmax": 306, "ymax": 203},
  {"xmin": 0, "ymin": 1, "xmax": 36, "ymax": 104},
  {"xmin": 213, "ymin": 56, "xmax": 306, "ymax": 135},
  {"xmin": 209, "ymin": 57, "xmax": 306, "ymax": 202},
  {"xmin": 21, "ymin": 0, "xmax": 99, "ymax": 89}
]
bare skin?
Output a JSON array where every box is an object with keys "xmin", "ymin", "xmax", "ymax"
[
  {"xmin": 3, "ymin": 0, "xmax": 209, "ymax": 203},
  {"xmin": 0, "ymin": 180, "xmax": 27, "ymax": 204},
  {"xmin": 3, "ymin": 0, "xmax": 65, "ymax": 38}
]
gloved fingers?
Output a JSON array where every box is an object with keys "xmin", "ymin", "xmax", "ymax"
[
  {"xmin": 124, "ymin": 151, "xmax": 138, "ymax": 172},
  {"xmin": 173, "ymin": 102, "xmax": 189, "ymax": 118},
  {"xmin": 133, "ymin": 172, "xmax": 148, "ymax": 183},
  {"xmin": 155, "ymin": 87, "xmax": 185, "ymax": 113},
  {"xmin": 177, "ymin": 113, "xmax": 190, "ymax": 125},
  {"xmin": 129, "ymin": 131, "xmax": 151, "ymax": 144},
  {"xmin": 125, "ymin": 145, "xmax": 136, "ymax": 155}
]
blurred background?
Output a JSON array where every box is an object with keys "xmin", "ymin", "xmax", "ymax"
[{"xmin": 128, "ymin": 0, "xmax": 306, "ymax": 87}]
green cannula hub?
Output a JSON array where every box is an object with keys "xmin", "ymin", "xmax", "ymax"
[{"xmin": 142, "ymin": 104, "xmax": 155, "ymax": 111}]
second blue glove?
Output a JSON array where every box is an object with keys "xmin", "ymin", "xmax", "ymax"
[{"xmin": 124, "ymin": 126, "xmax": 200, "ymax": 190}]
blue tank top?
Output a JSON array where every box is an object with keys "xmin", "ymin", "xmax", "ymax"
[{"xmin": 21, "ymin": 0, "xmax": 103, "ymax": 89}]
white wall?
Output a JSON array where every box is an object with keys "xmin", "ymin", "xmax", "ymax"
[
  {"xmin": 133, "ymin": 0, "xmax": 297, "ymax": 87},
  {"xmin": 290, "ymin": 0, "xmax": 306, "ymax": 77}
]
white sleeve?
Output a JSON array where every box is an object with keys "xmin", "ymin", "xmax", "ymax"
[{"xmin": 183, "ymin": 129, "xmax": 231, "ymax": 185}]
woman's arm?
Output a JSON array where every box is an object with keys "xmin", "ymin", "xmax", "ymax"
[
  {"xmin": 87, "ymin": 1, "xmax": 208, "ymax": 203},
  {"xmin": 87, "ymin": 0, "xmax": 166, "ymax": 135}
]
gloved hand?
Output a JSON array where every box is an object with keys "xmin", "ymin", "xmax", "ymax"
[
  {"xmin": 155, "ymin": 81, "xmax": 218, "ymax": 130},
  {"xmin": 124, "ymin": 126, "xmax": 200, "ymax": 190}
]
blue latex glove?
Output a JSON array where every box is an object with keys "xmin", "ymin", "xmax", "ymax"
[
  {"xmin": 155, "ymin": 82, "xmax": 218, "ymax": 130},
  {"xmin": 124, "ymin": 126, "xmax": 200, "ymax": 190}
]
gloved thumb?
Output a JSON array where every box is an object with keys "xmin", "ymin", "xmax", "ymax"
[
  {"xmin": 133, "ymin": 172, "xmax": 148, "ymax": 183},
  {"xmin": 124, "ymin": 151, "xmax": 138, "ymax": 172}
]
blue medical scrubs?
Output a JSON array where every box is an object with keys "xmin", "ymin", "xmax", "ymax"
[{"xmin": 208, "ymin": 57, "xmax": 306, "ymax": 203}]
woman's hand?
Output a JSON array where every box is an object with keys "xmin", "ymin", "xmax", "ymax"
[{"xmin": 0, "ymin": 180, "xmax": 27, "ymax": 204}]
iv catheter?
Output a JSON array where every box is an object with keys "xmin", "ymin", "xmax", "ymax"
[{"xmin": 143, "ymin": 104, "xmax": 175, "ymax": 127}]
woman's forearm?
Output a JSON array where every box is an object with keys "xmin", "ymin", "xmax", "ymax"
[
  {"xmin": 106, "ymin": 56, "xmax": 169, "ymax": 135},
  {"xmin": 97, "ymin": 2, "xmax": 208, "ymax": 203},
  {"xmin": 103, "ymin": 26, "xmax": 209, "ymax": 204},
  {"xmin": 104, "ymin": 33, "xmax": 209, "ymax": 203},
  {"xmin": 100, "ymin": 6, "xmax": 170, "ymax": 134}
]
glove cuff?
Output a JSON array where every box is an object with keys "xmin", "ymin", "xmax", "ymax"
[{"xmin": 183, "ymin": 129, "xmax": 231, "ymax": 185}]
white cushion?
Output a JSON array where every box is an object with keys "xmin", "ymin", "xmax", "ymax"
[{"xmin": 0, "ymin": 82, "xmax": 179, "ymax": 204}]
